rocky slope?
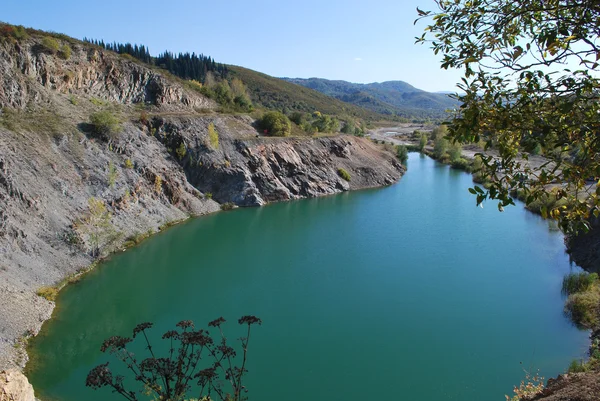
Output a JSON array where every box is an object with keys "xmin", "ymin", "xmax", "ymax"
[
  {"xmin": 566, "ymin": 218, "xmax": 600, "ymax": 274},
  {"xmin": 0, "ymin": 29, "xmax": 404, "ymax": 373},
  {"xmin": 0, "ymin": 33, "xmax": 212, "ymax": 111},
  {"xmin": 530, "ymin": 370, "xmax": 600, "ymax": 401}
]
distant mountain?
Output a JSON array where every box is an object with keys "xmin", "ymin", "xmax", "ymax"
[
  {"xmin": 228, "ymin": 66, "xmax": 400, "ymax": 122},
  {"xmin": 282, "ymin": 78, "xmax": 459, "ymax": 120}
]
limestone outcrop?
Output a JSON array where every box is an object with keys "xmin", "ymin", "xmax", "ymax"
[{"xmin": 0, "ymin": 370, "xmax": 35, "ymax": 401}]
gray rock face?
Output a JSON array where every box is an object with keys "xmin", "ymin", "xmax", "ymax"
[
  {"xmin": 150, "ymin": 116, "xmax": 404, "ymax": 206},
  {"xmin": 0, "ymin": 121, "xmax": 221, "ymax": 370},
  {"xmin": 0, "ymin": 39, "xmax": 214, "ymax": 110},
  {"xmin": 566, "ymin": 217, "xmax": 600, "ymax": 273}
]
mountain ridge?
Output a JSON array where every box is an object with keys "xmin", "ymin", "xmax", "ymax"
[{"xmin": 282, "ymin": 77, "xmax": 459, "ymax": 120}]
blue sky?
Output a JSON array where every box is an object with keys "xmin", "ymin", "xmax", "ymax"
[{"xmin": 2, "ymin": 0, "xmax": 464, "ymax": 92}]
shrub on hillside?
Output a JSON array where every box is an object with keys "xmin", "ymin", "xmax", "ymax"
[
  {"xmin": 59, "ymin": 43, "xmax": 72, "ymax": 59},
  {"xmin": 221, "ymin": 202, "xmax": 235, "ymax": 211},
  {"xmin": 337, "ymin": 168, "xmax": 351, "ymax": 181},
  {"xmin": 312, "ymin": 112, "xmax": 339, "ymax": 133},
  {"xmin": 37, "ymin": 286, "xmax": 58, "ymax": 301},
  {"xmin": 289, "ymin": 111, "xmax": 307, "ymax": 126},
  {"xmin": 397, "ymin": 145, "xmax": 408, "ymax": 165},
  {"xmin": 0, "ymin": 25, "xmax": 27, "ymax": 41},
  {"xmin": 259, "ymin": 111, "xmax": 291, "ymax": 137},
  {"xmin": 564, "ymin": 290, "xmax": 600, "ymax": 329},
  {"xmin": 41, "ymin": 36, "xmax": 59, "ymax": 53},
  {"xmin": 208, "ymin": 123, "xmax": 219, "ymax": 149},
  {"xmin": 90, "ymin": 111, "xmax": 121, "ymax": 140},
  {"xmin": 562, "ymin": 272, "xmax": 599, "ymax": 295},
  {"xmin": 562, "ymin": 272, "xmax": 600, "ymax": 329},
  {"xmin": 176, "ymin": 142, "xmax": 187, "ymax": 160}
]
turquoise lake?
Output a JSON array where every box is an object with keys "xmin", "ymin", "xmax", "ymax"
[{"xmin": 27, "ymin": 153, "xmax": 589, "ymax": 401}]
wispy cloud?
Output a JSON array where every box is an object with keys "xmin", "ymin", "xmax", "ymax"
[{"xmin": 354, "ymin": 57, "xmax": 363, "ymax": 61}]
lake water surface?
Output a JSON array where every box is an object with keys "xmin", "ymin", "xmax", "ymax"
[{"xmin": 27, "ymin": 153, "xmax": 589, "ymax": 401}]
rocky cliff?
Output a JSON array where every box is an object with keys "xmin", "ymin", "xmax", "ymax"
[
  {"xmin": 0, "ymin": 33, "xmax": 213, "ymax": 111},
  {"xmin": 0, "ymin": 30, "xmax": 404, "ymax": 373},
  {"xmin": 0, "ymin": 370, "xmax": 35, "ymax": 401}
]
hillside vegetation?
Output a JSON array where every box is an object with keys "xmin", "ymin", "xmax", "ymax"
[{"xmin": 228, "ymin": 66, "xmax": 406, "ymax": 123}]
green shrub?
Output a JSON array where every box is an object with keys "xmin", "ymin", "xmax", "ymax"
[
  {"xmin": 59, "ymin": 43, "xmax": 72, "ymax": 59},
  {"xmin": 419, "ymin": 133, "xmax": 428, "ymax": 151},
  {"xmin": 37, "ymin": 286, "xmax": 58, "ymax": 301},
  {"xmin": 568, "ymin": 360, "xmax": 589, "ymax": 373},
  {"xmin": 119, "ymin": 53, "xmax": 136, "ymax": 62},
  {"xmin": 259, "ymin": 111, "xmax": 292, "ymax": 137},
  {"xmin": 154, "ymin": 175, "xmax": 162, "ymax": 194},
  {"xmin": 176, "ymin": 142, "xmax": 187, "ymax": 160},
  {"xmin": 451, "ymin": 158, "xmax": 471, "ymax": 171},
  {"xmin": 90, "ymin": 97, "xmax": 107, "ymax": 106},
  {"xmin": 205, "ymin": 192, "xmax": 213, "ymax": 199},
  {"xmin": 562, "ymin": 272, "xmax": 599, "ymax": 295},
  {"xmin": 107, "ymin": 162, "xmax": 118, "ymax": 188},
  {"xmin": 337, "ymin": 168, "xmax": 351, "ymax": 181},
  {"xmin": 207, "ymin": 123, "xmax": 219, "ymax": 149},
  {"xmin": 213, "ymin": 81, "xmax": 234, "ymax": 105},
  {"xmin": 289, "ymin": 112, "xmax": 306, "ymax": 126},
  {"xmin": 233, "ymin": 94, "xmax": 253, "ymax": 112},
  {"xmin": 312, "ymin": 113, "xmax": 340, "ymax": 133},
  {"xmin": 431, "ymin": 124, "xmax": 448, "ymax": 141},
  {"xmin": 0, "ymin": 25, "xmax": 28, "ymax": 41},
  {"xmin": 14, "ymin": 25, "xmax": 28, "ymax": 39},
  {"xmin": 220, "ymin": 202, "xmax": 235, "ymax": 211},
  {"xmin": 301, "ymin": 121, "xmax": 317, "ymax": 134},
  {"xmin": 562, "ymin": 272, "xmax": 600, "ymax": 329},
  {"xmin": 433, "ymin": 137, "xmax": 449, "ymax": 159},
  {"xmin": 564, "ymin": 289, "xmax": 600, "ymax": 329},
  {"xmin": 41, "ymin": 36, "xmax": 59, "ymax": 53},
  {"xmin": 448, "ymin": 143, "xmax": 462, "ymax": 162},
  {"xmin": 90, "ymin": 111, "xmax": 121, "ymax": 140},
  {"xmin": 185, "ymin": 79, "xmax": 203, "ymax": 91},
  {"xmin": 124, "ymin": 158, "xmax": 134, "ymax": 169},
  {"xmin": 397, "ymin": 145, "xmax": 408, "ymax": 165}
]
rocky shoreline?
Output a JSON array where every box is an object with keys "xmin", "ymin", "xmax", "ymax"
[{"xmin": 0, "ymin": 123, "xmax": 404, "ymax": 371}]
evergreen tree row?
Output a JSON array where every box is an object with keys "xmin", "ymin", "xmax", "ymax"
[{"xmin": 82, "ymin": 38, "xmax": 228, "ymax": 83}]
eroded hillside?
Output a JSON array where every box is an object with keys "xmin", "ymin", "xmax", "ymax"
[{"xmin": 0, "ymin": 28, "xmax": 404, "ymax": 370}]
